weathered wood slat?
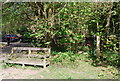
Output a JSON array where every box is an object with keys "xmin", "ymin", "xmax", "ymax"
[
  {"xmin": 6, "ymin": 54, "xmax": 49, "ymax": 58},
  {"xmin": 13, "ymin": 47, "xmax": 50, "ymax": 51},
  {"xmin": 23, "ymin": 54, "xmax": 50, "ymax": 58},
  {"xmin": 7, "ymin": 60, "xmax": 50, "ymax": 66}
]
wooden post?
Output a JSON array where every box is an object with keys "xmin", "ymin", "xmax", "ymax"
[
  {"xmin": 11, "ymin": 48, "xmax": 14, "ymax": 54},
  {"xmin": 43, "ymin": 56, "xmax": 46, "ymax": 68},
  {"xmin": 48, "ymin": 48, "xmax": 51, "ymax": 55},
  {"xmin": 48, "ymin": 48, "xmax": 51, "ymax": 63},
  {"xmin": 22, "ymin": 64, "xmax": 25, "ymax": 68},
  {"xmin": 28, "ymin": 50, "xmax": 31, "ymax": 58}
]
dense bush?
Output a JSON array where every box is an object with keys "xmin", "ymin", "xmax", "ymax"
[
  {"xmin": 102, "ymin": 50, "xmax": 120, "ymax": 67},
  {"xmin": 51, "ymin": 51, "xmax": 81, "ymax": 64},
  {"xmin": 88, "ymin": 50, "xmax": 120, "ymax": 68}
]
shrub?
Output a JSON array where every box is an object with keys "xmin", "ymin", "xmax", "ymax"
[
  {"xmin": 51, "ymin": 51, "xmax": 81, "ymax": 64},
  {"xmin": 102, "ymin": 50, "xmax": 120, "ymax": 67},
  {"xmin": 88, "ymin": 50, "xmax": 120, "ymax": 67}
]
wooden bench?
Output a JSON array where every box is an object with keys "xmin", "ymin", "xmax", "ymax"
[{"xmin": 6, "ymin": 47, "xmax": 51, "ymax": 68}]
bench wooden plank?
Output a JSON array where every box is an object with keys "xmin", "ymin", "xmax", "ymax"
[
  {"xmin": 8, "ymin": 54, "xmax": 49, "ymax": 58},
  {"xmin": 7, "ymin": 60, "xmax": 49, "ymax": 68},
  {"xmin": 6, "ymin": 58, "xmax": 50, "ymax": 68},
  {"xmin": 7, "ymin": 60, "xmax": 50, "ymax": 65},
  {"xmin": 13, "ymin": 47, "xmax": 50, "ymax": 51},
  {"xmin": 11, "ymin": 47, "xmax": 51, "ymax": 55},
  {"xmin": 22, "ymin": 54, "xmax": 50, "ymax": 58}
]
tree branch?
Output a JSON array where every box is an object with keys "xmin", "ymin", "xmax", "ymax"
[
  {"xmin": 2, "ymin": 0, "xmax": 11, "ymax": 5},
  {"xmin": 49, "ymin": 3, "xmax": 67, "ymax": 21}
]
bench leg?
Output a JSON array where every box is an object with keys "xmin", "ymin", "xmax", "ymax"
[
  {"xmin": 28, "ymin": 50, "xmax": 31, "ymax": 58},
  {"xmin": 22, "ymin": 64, "xmax": 25, "ymax": 68},
  {"xmin": 43, "ymin": 64, "xmax": 46, "ymax": 68},
  {"xmin": 43, "ymin": 57, "xmax": 46, "ymax": 68},
  {"xmin": 11, "ymin": 48, "xmax": 14, "ymax": 54}
]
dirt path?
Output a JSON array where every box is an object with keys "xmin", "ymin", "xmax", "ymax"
[
  {"xmin": 0, "ymin": 66, "xmax": 45, "ymax": 79},
  {"xmin": 0, "ymin": 64, "xmax": 117, "ymax": 79},
  {"xmin": 0, "ymin": 42, "xmax": 31, "ymax": 62},
  {"xmin": 0, "ymin": 42, "xmax": 30, "ymax": 54}
]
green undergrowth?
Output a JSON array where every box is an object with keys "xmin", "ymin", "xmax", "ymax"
[
  {"xmin": 50, "ymin": 51, "xmax": 119, "ymax": 79},
  {"xmin": 102, "ymin": 50, "xmax": 120, "ymax": 67},
  {"xmin": 51, "ymin": 51, "xmax": 85, "ymax": 67},
  {"xmin": 51, "ymin": 51, "xmax": 119, "ymax": 69},
  {"xmin": 87, "ymin": 50, "xmax": 120, "ymax": 68}
]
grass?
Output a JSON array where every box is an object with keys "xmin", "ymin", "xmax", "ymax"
[
  {"xmin": 39, "ymin": 61, "xmax": 118, "ymax": 79},
  {"xmin": 0, "ymin": 63, "xmax": 9, "ymax": 69},
  {"xmin": 42, "ymin": 51, "xmax": 119, "ymax": 79},
  {"xmin": 40, "ymin": 65, "xmax": 98, "ymax": 79}
]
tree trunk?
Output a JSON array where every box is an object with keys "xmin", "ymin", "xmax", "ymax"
[
  {"xmin": 105, "ymin": 8, "xmax": 112, "ymax": 28},
  {"xmin": 96, "ymin": 22, "xmax": 102, "ymax": 57},
  {"xmin": 96, "ymin": 35, "xmax": 101, "ymax": 57},
  {"xmin": 105, "ymin": 4, "xmax": 113, "ymax": 52}
]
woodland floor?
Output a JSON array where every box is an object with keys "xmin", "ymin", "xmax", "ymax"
[
  {"xmin": 0, "ymin": 42, "xmax": 119, "ymax": 79},
  {"xmin": 0, "ymin": 60, "xmax": 118, "ymax": 79}
]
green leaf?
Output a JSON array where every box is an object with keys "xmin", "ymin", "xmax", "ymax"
[{"xmin": 45, "ymin": 42, "xmax": 51, "ymax": 45}]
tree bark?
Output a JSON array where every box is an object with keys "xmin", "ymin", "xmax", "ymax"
[
  {"xmin": 96, "ymin": 35, "xmax": 101, "ymax": 57},
  {"xmin": 96, "ymin": 22, "xmax": 102, "ymax": 57},
  {"xmin": 105, "ymin": 6, "xmax": 112, "ymax": 28},
  {"xmin": 105, "ymin": 3, "xmax": 113, "ymax": 51}
]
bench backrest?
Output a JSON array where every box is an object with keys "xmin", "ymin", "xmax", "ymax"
[{"xmin": 11, "ymin": 47, "xmax": 51, "ymax": 55}]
